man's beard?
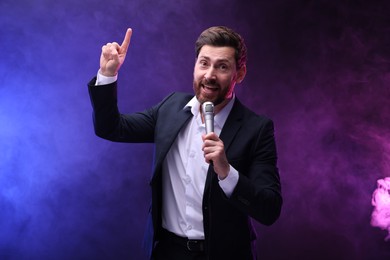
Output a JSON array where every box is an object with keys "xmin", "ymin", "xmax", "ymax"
[{"xmin": 193, "ymin": 79, "xmax": 226, "ymax": 106}]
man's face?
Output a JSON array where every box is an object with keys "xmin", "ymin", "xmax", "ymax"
[{"xmin": 193, "ymin": 45, "xmax": 245, "ymax": 108}]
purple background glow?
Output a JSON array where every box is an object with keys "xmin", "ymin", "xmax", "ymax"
[{"xmin": 1, "ymin": 0, "xmax": 390, "ymax": 259}]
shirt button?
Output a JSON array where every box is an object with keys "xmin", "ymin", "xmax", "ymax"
[
  {"xmin": 184, "ymin": 175, "xmax": 191, "ymax": 184},
  {"xmin": 187, "ymin": 225, "xmax": 192, "ymax": 230}
]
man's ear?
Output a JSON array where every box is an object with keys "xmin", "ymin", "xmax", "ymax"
[{"xmin": 236, "ymin": 65, "xmax": 247, "ymax": 84}]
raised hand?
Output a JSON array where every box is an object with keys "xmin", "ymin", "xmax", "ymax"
[{"xmin": 99, "ymin": 28, "xmax": 132, "ymax": 77}]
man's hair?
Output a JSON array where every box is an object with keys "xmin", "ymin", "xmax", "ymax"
[{"xmin": 195, "ymin": 26, "xmax": 247, "ymax": 69}]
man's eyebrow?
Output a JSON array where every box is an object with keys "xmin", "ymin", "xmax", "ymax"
[
  {"xmin": 198, "ymin": 55, "xmax": 210, "ymax": 60},
  {"xmin": 198, "ymin": 56, "xmax": 232, "ymax": 63}
]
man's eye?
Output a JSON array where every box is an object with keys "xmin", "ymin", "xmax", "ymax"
[
  {"xmin": 219, "ymin": 64, "xmax": 228, "ymax": 70},
  {"xmin": 199, "ymin": 61, "xmax": 208, "ymax": 67}
]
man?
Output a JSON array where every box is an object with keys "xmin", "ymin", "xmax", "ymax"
[{"xmin": 88, "ymin": 26, "xmax": 282, "ymax": 260}]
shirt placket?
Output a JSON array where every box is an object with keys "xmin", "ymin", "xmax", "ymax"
[{"xmin": 183, "ymin": 115, "xmax": 206, "ymax": 238}]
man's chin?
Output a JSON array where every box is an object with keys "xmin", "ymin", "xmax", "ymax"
[
  {"xmin": 212, "ymin": 98, "xmax": 225, "ymax": 106},
  {"xmin": 198, "ymin": 97, "xmax": 224, "ymax": 107}
]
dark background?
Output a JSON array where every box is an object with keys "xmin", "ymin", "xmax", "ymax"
[{"xmin": 1, "ymin": 0, "xmax": 390, "ymax": 259}]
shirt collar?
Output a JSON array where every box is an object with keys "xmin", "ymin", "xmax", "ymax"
[{"xmin": 184, "ymin": 95, "xmax": 235, "ymax": 130}]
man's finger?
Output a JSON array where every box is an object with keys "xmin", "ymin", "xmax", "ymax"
[{"xmin": 120, "ymin": 28, "xmax": 132, "ymax": 54}]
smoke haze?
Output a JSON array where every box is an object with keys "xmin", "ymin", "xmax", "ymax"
[{"xmin": 1, "ymin": 0, "xmax": 390, "ymax": 259}]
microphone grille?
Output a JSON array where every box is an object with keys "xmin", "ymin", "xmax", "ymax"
[{"xmin": 203, "ymin": 102, "xmax": 214, "ymax": 113}]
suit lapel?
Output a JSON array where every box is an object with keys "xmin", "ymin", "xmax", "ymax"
[
  {"xmin": 219, "ymin": 98, "xmax": 245, "ymax": 153},
  {"xmin": 152, "ymin": 103, "xmax": 193, "ymax": 180},
  {"xmin": 161, "ymin": 106, "xmax": 193, "ymax": 156}
]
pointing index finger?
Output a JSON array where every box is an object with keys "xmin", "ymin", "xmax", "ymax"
[{"xmin": 120, "ymin": 28, "xmax": 132, "ymax": 54}]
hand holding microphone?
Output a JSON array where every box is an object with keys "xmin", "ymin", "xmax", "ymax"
[{"xmin": 201, "ymin": 101, "xmax": 230, "ymax": 178}]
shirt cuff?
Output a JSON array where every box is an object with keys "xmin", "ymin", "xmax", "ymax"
[
  {"xmin": 218, "ymin": 165, "xmax": 239, "ymax": 198},
  {"xmin": 95, "ymin": 70, "xmax": 117, "ymax": 86}
]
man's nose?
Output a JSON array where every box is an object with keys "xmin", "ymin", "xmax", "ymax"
[{"xmin": 204, "ymin": 67, "xmax": 216, "ymax": 81}]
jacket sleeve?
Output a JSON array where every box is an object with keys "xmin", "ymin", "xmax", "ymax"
[
  {"xmin": 87, "ymin": 77, "xmax": 171, "ymax": 143},
  {"xmin": 228, "ymin": 118, "xmax": 282, "ymax": 226}
]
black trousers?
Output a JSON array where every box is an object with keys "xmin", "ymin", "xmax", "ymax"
[{"xmin": 152, "ymin": 229, "xmax": 207, "ymax": 260}]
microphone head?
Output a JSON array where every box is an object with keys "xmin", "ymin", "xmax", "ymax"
[
  {"xmin": 202, "ymin": 101, "xmax": 214, "ymax": 114},
  {"xmin": 202, "ymin": 102, "xmax": 214, "ymax": 134}
]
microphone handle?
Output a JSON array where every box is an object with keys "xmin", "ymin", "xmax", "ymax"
[{"xmin": 205, "ymin": 115, "xmax": 214, "ymax": 134}]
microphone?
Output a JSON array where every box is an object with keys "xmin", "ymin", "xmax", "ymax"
[{"xmin": 202, "ymin": 101, "xmax": 214, "ymax": 134}]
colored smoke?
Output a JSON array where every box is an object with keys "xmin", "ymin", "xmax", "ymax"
[
  {"xmin": 371, "ymin": 177, "xmax": 390, "ymax": 241},
  {"xmin": 1, "ymin": 0, "xmax": 390, "ymax": 259}
]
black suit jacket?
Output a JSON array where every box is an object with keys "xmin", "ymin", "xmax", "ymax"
[{"xmin": 88, "ymin": 78, "xmax": 282, "ymax": 260}]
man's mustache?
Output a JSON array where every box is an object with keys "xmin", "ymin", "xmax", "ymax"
[{"xmin": 202, "ymin": 79, "xmax": 219, "ymax": 88}]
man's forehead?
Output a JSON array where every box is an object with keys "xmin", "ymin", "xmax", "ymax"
[{"xmin": 198, "ymin": 45, "xmax": 235, "ymax": 62}]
